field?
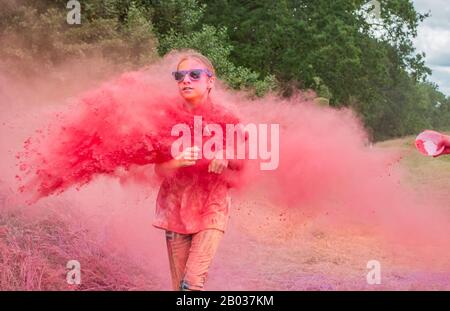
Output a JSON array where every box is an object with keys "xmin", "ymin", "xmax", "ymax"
[{"xmin": 1, "ymin": 134, "xmax": 449, "ymax": 290}]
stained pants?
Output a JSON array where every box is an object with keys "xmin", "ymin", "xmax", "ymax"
[{"xmin": 165, "ymin": 229, "xmax": 224, "ymax": 291}]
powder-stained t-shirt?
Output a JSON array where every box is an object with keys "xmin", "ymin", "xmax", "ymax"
[
  {"xmin": 153, "ymin": 167, "xmax": 232, "ymax": 234},
  {"xmin": 152, "ymin": 100, "xmax": 243, "ymax": 234}
]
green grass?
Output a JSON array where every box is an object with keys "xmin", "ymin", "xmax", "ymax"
[{"xmin": 376, "ymin": 134, "xmax": 450, "ymax": 205}]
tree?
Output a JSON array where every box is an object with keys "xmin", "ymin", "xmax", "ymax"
[
  {"xmin": 151, "ymin": 0, "xmax": 277, "ymax": 96},
  {"xmin": 0, "ymin": 0, "xmax": 158, "ymax": 74},
  {"xmin": 198, "ymin": 0, "xmax": 441, "ymax": 139}
]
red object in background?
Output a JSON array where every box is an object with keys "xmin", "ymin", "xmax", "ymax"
[{"xmin": 415, "ymin": 130, "xmax": 446, "ymax": 157}]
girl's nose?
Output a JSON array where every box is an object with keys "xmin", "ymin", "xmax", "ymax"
[{"xmin": 181, "ymin": 74, "xmax": 192, "ymax": 83}]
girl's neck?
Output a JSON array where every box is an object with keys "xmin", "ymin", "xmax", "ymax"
[{"xmin": 184, "ymin": 94, "xmax": 212, "ymax": 112}]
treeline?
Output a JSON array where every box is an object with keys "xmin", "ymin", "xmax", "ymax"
[{"xmin": 1, "ymin": 0, "xmax": 449, "ymax": 140}]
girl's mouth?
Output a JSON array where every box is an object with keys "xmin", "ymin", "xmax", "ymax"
[{"xmin": 182, "ymin": 87, "xmax": 194, "ymax": 91}]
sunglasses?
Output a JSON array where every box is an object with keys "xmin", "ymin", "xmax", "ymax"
[{"xmin": 172, "ymin": 69, "xmax": 213, "ymax": 82}]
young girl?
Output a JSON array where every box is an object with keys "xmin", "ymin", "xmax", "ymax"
[{"xmin": 152, "ymin": 52, "xmax": 243, "ymax": 291}]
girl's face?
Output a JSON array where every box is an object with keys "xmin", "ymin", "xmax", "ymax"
[{"xmin": 175, "ymin": 59, "xmax": 215, "ymax": 106}]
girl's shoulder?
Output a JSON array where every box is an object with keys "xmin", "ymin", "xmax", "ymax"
[{"xmin": 210, "ymin": 102, "xmax": 241, "ymax": 124}]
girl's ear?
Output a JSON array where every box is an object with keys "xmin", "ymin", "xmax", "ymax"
[{"xmin": 208, "ymin": 76, "xmax": 216, "ymax": 89}]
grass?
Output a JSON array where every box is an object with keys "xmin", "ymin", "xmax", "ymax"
[
  {"xmin": 0, "ymin": 206, "xmax": 158, "ymax": 290},
  {"xmin": 376, "ymin": 133, "xmax": 450, "ymax": 206},
  {"xmin": 1, "ymin": 134, "xmax": 449, "ymax": 290}
]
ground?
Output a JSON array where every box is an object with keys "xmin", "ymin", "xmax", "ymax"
[{"xmin": 1, "ymin": 134, "xmax": 449, "ymax": 290}]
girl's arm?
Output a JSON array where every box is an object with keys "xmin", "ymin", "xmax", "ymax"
[
  {"xmin": 208, "ymin": 157, "xmax": 245, "ymax": 174},
  {"xmin": 154, "ymin": 158, "xmax": 182, "ymax": 178},
  {"xmin": 228, "ymin": 159, "xmax": 245, "ymax": 171},
  {"xmin": 155, "ymin": 146, "xmax": 200, "ymax": 178}
]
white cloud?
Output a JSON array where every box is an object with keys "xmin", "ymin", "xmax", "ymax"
[
  {"xmin": 415, "ymin": 27, "xmax": 450, "ymax": 67},
  {"xmin": 413, "ymin": 0, "xmax": 450, "ymax": 96},
  {"xmin": 413, "ymin": 0, "xmax": 450, "ymax": 28},
  {"xmin": 430, "ymin": 66, "xmax": 450, "ymax": 95}
]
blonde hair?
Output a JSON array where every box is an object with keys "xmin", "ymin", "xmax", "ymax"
[
  {"xmin": 177, "ymin": 52, "xmax": 216, "ymax": 96},
  {"xmin": 176, "ymin": 52, "xmax": 216, "ymax": 76}
]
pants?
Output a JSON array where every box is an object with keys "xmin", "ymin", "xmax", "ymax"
[{"xmin": 165, "ymin": 228, "xmax": 224, "ymax": 291}]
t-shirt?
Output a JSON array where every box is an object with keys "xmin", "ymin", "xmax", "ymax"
[
  {"xmin": 152, "ymin": 100, "xmax": 242, "ymax": 234},
  {"xmin": 152, "ymin": 166, "xmax": 231, "ymax": 234}
]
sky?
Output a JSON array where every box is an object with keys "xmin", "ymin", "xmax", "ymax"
[{"xmin": 413, "ymin": 0, "xmax": 450, "ymax": 96}]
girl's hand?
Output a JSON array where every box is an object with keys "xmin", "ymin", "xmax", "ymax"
[
  {"xmin": 155, "ymin": 146, "xmax": 201, "ymax": 178},
  {"xmin": 174, "ymin": 146, "xmax": 201, "ymax": 167},
  {"xmin": 208, "ymin": 157, "xmax": 228, "ymax": 174}
]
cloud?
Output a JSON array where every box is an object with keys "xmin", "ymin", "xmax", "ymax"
[
  {"xmin": 429, "ymin": 66, "xmax": 450, "ymax": 95},
  {"xmin": 413, "ymin": 0, "xmax": 450, "ymax": 96},
  {"xmin": 415, "ymin": 27, "xmax": 450, "ymax": 67},
  {"xmin": 413, "ymin": 0, "xmax": 450, "ymax": 29}
]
